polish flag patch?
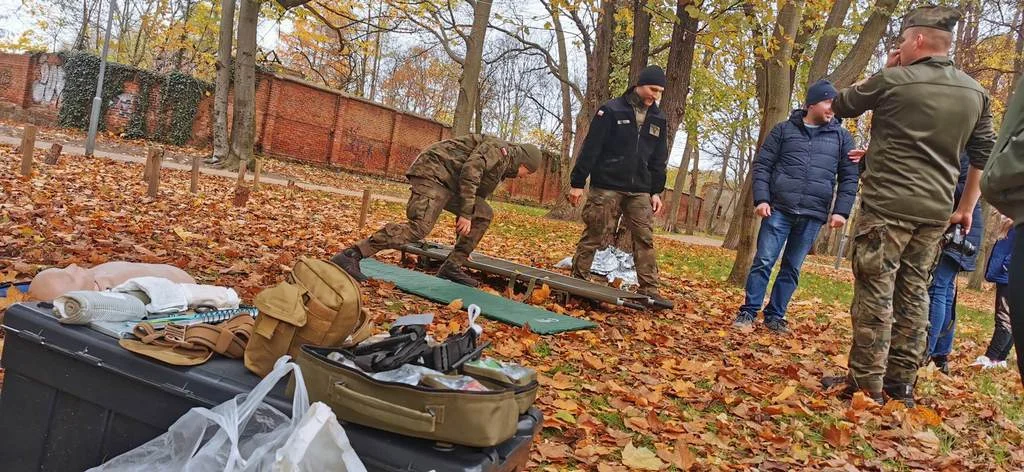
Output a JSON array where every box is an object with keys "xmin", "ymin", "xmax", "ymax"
[{"xmin": 597, "ymin": 110, "xmax": 604, "ymax": 116}]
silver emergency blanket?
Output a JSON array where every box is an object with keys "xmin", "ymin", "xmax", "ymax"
[{"xmin": 555, "ymin": 247, "xmax": 638, "ymax": 290}]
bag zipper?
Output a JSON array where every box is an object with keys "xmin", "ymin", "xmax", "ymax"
[{"xmin": 306, "ymin": 346, "xmax": 510, "ymax": 397}]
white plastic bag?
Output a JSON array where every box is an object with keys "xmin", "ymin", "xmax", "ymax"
[
  {"xmin": 88, "ymin": 356, "xmax": 364, "ymax": 472},
  {"xmin": 273, "ymin": 402, "xmax": 365, "ymax": 472}
]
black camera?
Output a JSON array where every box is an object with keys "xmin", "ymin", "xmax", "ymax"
[{"xmin": 942, "ymin": 224, "xmax": 976, "ymax": 257}]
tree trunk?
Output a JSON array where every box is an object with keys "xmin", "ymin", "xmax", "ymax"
[
  {"xmin": 225, "ymin": 0, "xmax": 258, "ymax": 173},
  {"xmin": 546, "ymin": 0, "xmax": 617, "ymax": 221},
  {"xmin": 705, "ymin": 124, "xmax": 735, "ymax": 234},
  {"xmin": 716, "ymin": 191, "xmax": 738, "ymax": 235},
  {"xmin": 369, "ymin": 0, "xmax": 385, "ymax": 101},
  {"xmin": 823, "ymin": 0, "xmax": 899, "ymax": 88},
  {"xmin": 724, "ymin": 138, "xmax": 755, "ymax": 247},
  {"xmin": 726, "ymin": 0, "xmax": 805, "ymax": 287},
  {"xmin": 553, "ymin": 8, "xmax": 573, "ymax": 194},
  {"xmin": 451, "ymin": 0, "xmax": 492, "ymax": 136},
  {"xmin": 174, "ymin": 0, "xmax": 196, "ymax": 70},
  {"xmin": 807, "ymin": 0, "xmax": 852, "ymax": 85},
  {"xmin": 666, "ymin": 130, "xmax": 696, "ymax": 232},
  {"xmin": 628, "ymin": 0, "xmax": 651, "ymax": 84},
  {"xmin": 968, "ymin": 201, "xmax": 997, "ymax": 290},
  {"xmin": 213, "ymin": 0, "xmax": 236, "ymax": 162},
  {"xmin": 684, "ymin": 144, "xmax": 700, "ymax": 235},
  {"xmin": 660, "ymin": 1, "xmax": 699, "ymax": 155}
]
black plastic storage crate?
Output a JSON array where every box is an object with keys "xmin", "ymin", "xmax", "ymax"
[{"xmin": 0, "ymin": 302, "xmax": 540, "ymax": 472}]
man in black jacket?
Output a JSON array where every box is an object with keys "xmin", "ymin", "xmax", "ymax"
[
  {"xmin": 734, "ymin": 80, "xmax": 859, "ymax": 333},
  {"xmin": 567, "ymin": 65, "xmax": 672, "ymax": 308}
]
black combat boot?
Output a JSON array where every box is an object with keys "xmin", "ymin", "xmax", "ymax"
[
  {"xmin": 437, "ymin": 263, "xmax": 480, "ymax": 287},
  {"xmin": 824, "ymin": 375, "xmax": 885, "ymax": 405},
  {"xmin": 882, "ymin": 379, "xmax": 916, "ymax": 408},
  {"xmin": 330, "ymin": 248, "xmax": 368, "ymax": 282}
]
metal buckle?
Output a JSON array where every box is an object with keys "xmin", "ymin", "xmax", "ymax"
[{"xmin": 164, "ymin": 323, "xmax": 187, "ymax": 344}]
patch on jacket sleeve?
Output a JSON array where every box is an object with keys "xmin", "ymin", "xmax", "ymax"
[{"xmin": 597, "ymin": 109, "xmax": 604, "ymax": 116}]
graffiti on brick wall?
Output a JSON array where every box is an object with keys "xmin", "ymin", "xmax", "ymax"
[
  {"xmin": 32, "ymin": 61, "xmax": 65, "ymax": 106},
  {"xmin": 110, "ymin": 92, "xmax": 136, "ymax": 117},
  {"xmin": 0, "ymin": 69, "xmax": 12, "ymax": 95}
]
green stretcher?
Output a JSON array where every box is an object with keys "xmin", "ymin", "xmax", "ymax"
[
  {"xmin": 400, "ymin": 242, "xmax": 670, "ymax": 311},
  {"xmin": 359, "ymin": 259, "xmax": 596, "ymax": 335}
]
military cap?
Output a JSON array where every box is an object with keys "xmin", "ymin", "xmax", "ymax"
[
  {"xmin": 900, "ymin": 5, "xmax": 962, "ymax": 33},
  {"xmin": 515, "ymin": 143, "xmax": 543, "ymax": 173}
]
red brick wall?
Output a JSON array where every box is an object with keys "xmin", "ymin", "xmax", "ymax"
[
  {"xmin": 0, "ymin": 53, "xmax": 32, "ymax": 107},
  {"xmin": 0, "ymin": 53, "xmax": 563, "ymax": 205}
]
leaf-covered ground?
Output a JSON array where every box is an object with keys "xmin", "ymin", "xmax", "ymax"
[{"xmin": 2, "ymin": 145, "xmax": 1023, "ymax": 471}]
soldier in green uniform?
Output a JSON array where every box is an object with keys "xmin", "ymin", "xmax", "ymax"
[
  {"xmin": 831, "ymin": 5, "xmax": 996, "ymax": 405},
  {"xmin": 330, "ymin": 135, "xmax": 543, "ymax": 287}
]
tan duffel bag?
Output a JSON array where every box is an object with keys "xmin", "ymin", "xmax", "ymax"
[{"xmin": 295, "ymin": 345, "xmax": 530, "ymax": 448}]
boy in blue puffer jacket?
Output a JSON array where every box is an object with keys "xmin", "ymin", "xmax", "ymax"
[{"xmin": 972, "ymin": 219, "xmax": 1016, "ymax": 369}]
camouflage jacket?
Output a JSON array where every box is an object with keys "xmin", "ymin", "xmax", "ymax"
[{"xmin": 406, "ymin": 134, "xmax": 517, "ymax": 218}]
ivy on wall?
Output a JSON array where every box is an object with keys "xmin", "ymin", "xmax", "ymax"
[
  {"xmin": 123, "ymin": 71, "xmax": 159, "ymax": 139},
  {"xmin": 57, "ymin": 52, "xmax": 211, "ymax": 146},
  {"xmin": 159, "ymin": 73, "xmax": 209, "ymax": 145}
]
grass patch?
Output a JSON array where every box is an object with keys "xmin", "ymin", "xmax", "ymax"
[
  {"xmin": 533, "ymin": 341, "xmax": 552, "ymax": 358},
  {"xmin": 883, "ymin": 459, "xmax": 908, "ymax": 472},
  {"xmin": 549, "ymin": 362, "xmax": 579, "ymax": 375},
  {"xmin": 933, "ymin": 426, "xmax": 956, "ymax": 455},
  {"xmin": 856, "ymin": 438, "xmax": 877, "ymax": 460},
  {"xmin": 799, "ymin": 272, "xmax": 854, "ymax": 306},
  {"xmin": 695, "ymin": 379, "xmax": 714, "ymax": 390},
  {"xmin": 659, "ymin": 248, "xmax": 733, "ymax": 282},
  {"xmin": 705, "ymin": 401, "xmax": 727, "ymax": 414},
  {"xmin": 597, "ymin": 411, "xmax": 626, "ymax": 430},
  {"xmin": 590, "ymin": 395, "xmax": 612, "ymax": 411}
]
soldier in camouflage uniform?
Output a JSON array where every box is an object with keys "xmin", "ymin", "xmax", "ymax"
[
  {"xmin": 568, "ymin": 65, "xmax": 673, "ymax": 309},
  {"xmin": 830, "ymin": 5, "xmax": 996, "ymax": 405},
  {"xmin": 331, "ymin": 135, "xmax": 543, "ymax": 287}
]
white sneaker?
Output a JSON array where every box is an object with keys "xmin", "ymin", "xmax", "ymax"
[
  {"xmin": 985, "ymin": 360, "xmax": 1008, "ymax": 370},
  {"xmin": 970, "ymin": 355, "xmax": 994, "ymax": 368}
]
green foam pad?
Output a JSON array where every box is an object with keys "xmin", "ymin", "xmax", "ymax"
[{"xmin": 360, "ymin": 259, "xmax": 596, "ymax": 334}]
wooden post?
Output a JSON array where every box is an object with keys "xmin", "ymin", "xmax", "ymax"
[
  {"xmin": 236, "ymin": 159, "xmax": 248, "ymax": 186},
  {"xmin": 19, "ymin": 125, "xmax": 36, "ymax": 177},
  {"xmin": 234, "ymin": 159, "xmax": 251, "ymax": 207},
  {"xmin": 144, "ymin": 147, "xmax": 157, "ymax": 182},
  {"xmin": 359, "ymin": 189, "xmax": 372, "ymax": 229},
  {"xmin": 253, "ymin": 159, "xmax": 262, "ymax": 190},
  {"xmin": 147, "ymin": 148, "xmax": 163, "ymax": 198},
  {"xmin": 190, "ymin": 155, "xmax": 200, "ymax": 194},
  {"xmin": 44, "ymin": 143, "xmax": 62, "ymax": 165}
]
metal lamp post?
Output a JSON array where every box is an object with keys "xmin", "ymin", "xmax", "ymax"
[{"xmin": 85, "ymin": 0, "xmax": 117, "ymax": 157}]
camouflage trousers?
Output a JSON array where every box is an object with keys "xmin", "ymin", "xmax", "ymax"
[
  {"xmin": 355, "ymin": 177, "xmax": 491, "ymax": 267},
  {"xmin": 848, "ymin": 207, "xmax": 946, "ymax": 392},
  {"xmin": 571, "ymin": 188, "xmax": 660, "ymax": 296}
]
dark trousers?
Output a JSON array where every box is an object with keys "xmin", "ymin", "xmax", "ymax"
[
  {"xmin": 984, "ymin": 284, "xmax": 1014, "ymax": 361},
  {"xmin": 1009, "ymin": 233, "xmax": 1024, "ymax": 386}
]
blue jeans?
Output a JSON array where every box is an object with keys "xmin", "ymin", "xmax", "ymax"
[
  {"xmin": 926, "ymin": 254, "xmax": 960, "ymax": 357},
  {"xmin": 740, "ymin": 210, "xmax": 824, "ymax": 321}
]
